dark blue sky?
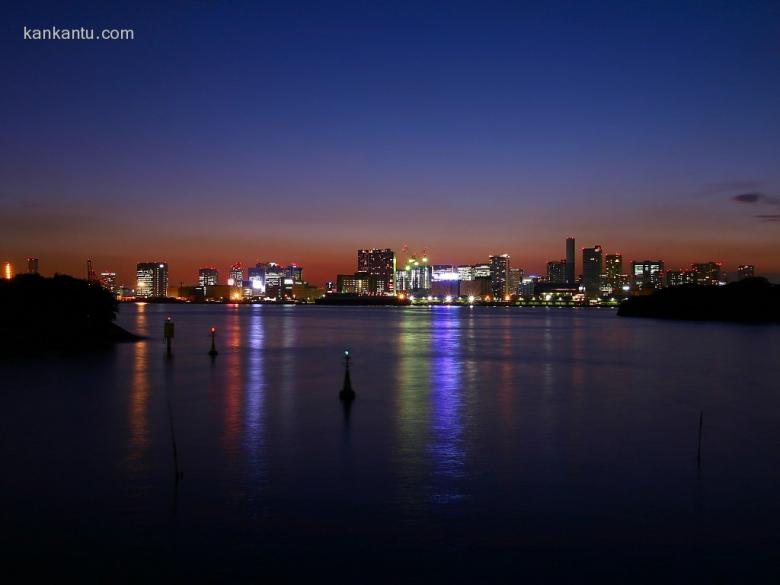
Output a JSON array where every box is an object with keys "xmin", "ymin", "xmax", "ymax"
[{"xmin": 2, "ymin": 0, "xmax": 779, "ymax": 284}]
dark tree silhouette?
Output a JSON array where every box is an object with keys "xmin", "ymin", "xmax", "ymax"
[
  {"xmin": 617, "ymin": 277, "xmax": 780, "ymax": 322},
  {"xmin": 0, "ymin": 274, "xmax": 138, "ymax": 352}
]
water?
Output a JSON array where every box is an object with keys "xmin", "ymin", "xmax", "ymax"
[{"xmin": 2, "ymin": 304, "xmax": 779, "ymax": 582}]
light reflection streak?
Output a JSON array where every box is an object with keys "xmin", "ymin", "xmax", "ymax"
[
  {"xmin": 244, "ymin": 306, "xmax": 266, "ymax": 494},
  {"xmin": 127, "ymin": 304, "xmax": 149, "ymax": 473},
  {"xmin": 428, "ymin": 307, "xmax": 465, "ymax": 504}
]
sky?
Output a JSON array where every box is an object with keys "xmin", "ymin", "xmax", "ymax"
[{"xmin": 2, "ymin": 0, "xmax": 779, "ymax": 285}]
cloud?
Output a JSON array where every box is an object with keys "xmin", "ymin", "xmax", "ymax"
[
  {"xmin": 755, "ymin": 214, "xmax": 780, "ymax": 222},
  {"xmin": 731, "ymin": 192, "xmax": 780, "ymax": 205},
  {"xmin": 732, "ymin": 193, "xmax": 763, "ymax": 203},
  {"xmin": 695, "ymin": 180, "xmax": 762, "ymax": 198}
]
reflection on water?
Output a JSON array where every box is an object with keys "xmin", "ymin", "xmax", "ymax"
[
  {"xmin": 244, "ymin": 307, "xmax": 266, "ymax": 497},
  {"xmin": 127, "ymin": 305, "xmax": 150, "ymax": 473},
  {"xmin": 429, "ymin": 308, "xmax": 465, "ymax": 504},
  {"xmin": 3, "ymin": 304, "xmax": 779, "ymax": 582}
]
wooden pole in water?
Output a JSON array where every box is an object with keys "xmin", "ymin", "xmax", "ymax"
[{"xmin": 697, "ymin": 410, "xmax": 703, "ymax": 467}]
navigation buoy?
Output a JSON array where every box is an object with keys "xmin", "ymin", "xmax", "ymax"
[
  {"xmin": 208, "ymin": 327, "xmax": 219, "ymax": 357},
  {"xmin": 339, "ymin": 350, "xmax": 355, "ymax": 401}
]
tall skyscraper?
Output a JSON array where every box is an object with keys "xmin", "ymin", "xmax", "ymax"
[
  {"xmin": 357, "ymin": 248, "xmax": 396, "ymax": 294},
  {"xmin": 2, "ymin": 261, "xmax": 13, "ymax": 280},
  {"xmin": 198, "ymin": 267, "xmax": 219, "ymax": 287},
  {"xmin": 228, "ymin": 262, "xmax": 243, "ymax": 287},
  {"xmin": 27, "ymin": 257, "xmax": 39, "ymax": 274},
  {"xmin": 285, "ymin": 263, "xmax": 303, "ymax": 283},
  {"xmin": 508, "ymin": 267, "xmax": 523, "ymax": 295},
  {"xmin": 136, "ymin": 262, "xmax": 169, "ymax": 298},
  {"xmin": 604, "ymin": 253, "xmax": 623, "ymax": 292},
  {"xmin": 247, "ymin": 264, "xmax": 266, "ymax": 293},
  {"xmin": 737, "ymin": 265, "xmax": 754, "ymax": 280},
  {"xmin": 582, "ymin": 245, "xmax": 603, "ymax": 296},
  {"xmin": 546, "ymin": 260, "xmax": 566, "ymax": 284},
  {"xmin": 565, "ymin": 237, "xmax": 575, "ymax": 284},
  {"xmin": 489, "ymin": 254, "xmax": 510, "ymax": 299},
  {"xmin": 87, "ymin": 259, "xmax": 96, "ymax": 283}
]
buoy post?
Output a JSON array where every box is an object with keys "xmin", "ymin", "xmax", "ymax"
[
  {"xmin": 339, "ymin": 349, "xmax": 355, "ymax": 401},
  {"xmin": 164, "ymin": 316, "xmax": 175, "ymax": 356},
  {"xmin": 208, "ymin": 327, "xmax": 219, "ymax": 357}
]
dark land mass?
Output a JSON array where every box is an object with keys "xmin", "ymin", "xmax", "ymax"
[
  {"xmin": 315, "ymin": 294, "xmax": 411, "ymax": 306},
  {"xmin": 617, "ymin": 277, "xmax": 780, "ymax": 322},
  {"xmin": 0, "ymin": 274, "xmax": 142, "ymax": 355}
]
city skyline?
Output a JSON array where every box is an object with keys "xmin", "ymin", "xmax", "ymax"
[{"xmin": 3, "ymin": 1, "xmax": 779, "ymax": 283}]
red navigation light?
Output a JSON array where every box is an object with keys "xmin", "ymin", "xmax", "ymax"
[{"xmin": 210, "ymin": 327, "xmax": 216, "ymax": 334}]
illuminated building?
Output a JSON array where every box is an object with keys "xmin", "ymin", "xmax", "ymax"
[
  {"xmin": 665, "ymin": 269, "xmax": 696, "ymax": 287},
  {"xmin": 395, "ymin": 269, "xmax": 411, "ymax": 292},
  {"xmin": 27, "ymin": 257, "xmax": 39, "ymax": 274},
  {"xmin": 473, "ymin": 263, "xmax": 491, "ymax": 278},
  {"xmin": 565, "ymin": 236, "xmax": 575, "ymax": 284},
  {"xmin": 228, "ymin": 262, "xmax": 244, "ymax": 287},
  {"xmin": 264, "ymin": 262, "xmax": 284, "ymax": 298},
  {"xmin": 198, "ymin": 267, "xmax": 218, "ymax": 287},
  {"xmin": 738, "ymin": 265, "xmax": 754, "ymax": 280},
  {"xmin": 519, "ymin": 276, "xmax": 540, "ymax": 298},
  {"xmin": 357, "ymin": 248, "xmax": 396, "ymax": 294},
  {"xmin": 2, "ymin": 261, "xmax": 13, "ymax": 280},
  {"xmin": 285, "ymin": 263, "xmax": 303, "ymax": 283},
  {"xmin": 582, "ymin": 245, "xmax": 603, "ymax": 296},
  {"xmin": 604, "ymin": 253, "xmax": 623, "ymax": 292},
  {"xmin": 692, "ymin": 261, "xmax": 722, "ymax": 285},
  {"xmin": 409, "ymin": 262, "xmax": 432, "ymax": 294},
  {"xmin": 432, "ymin": 264, "xmax": 459, "ymax": 282},
  {"xmin": 632, "ymin": 260, "xmax": 664, "ymax": 290},
  {"xmin": 247, "ymin": 265, "xmax": 266, "ymax": 294},
  {"xmin": 508, "ymin": 267, "xmax": 523, "ymax": 295},
  {"xmin": 489, "ymin": 254, "xmax": 510, "ymax": 299},
  {"xmin": 546, "ymin": 260, "xmax": 566, "ymax": 284},
  {"xmin": 337, "ymin": 272, "xmax": 370, "ymax": 294},
  {"xmin": 99, "ymin": 272, "xmax": 118, "ymax": 295},
  {"xmin": 136, "ymin": 262, "xmax": 169, "ymax": 298},
  {"xmin": 457, "ymin": 265, "xmax": 475, "ymax": 281}
]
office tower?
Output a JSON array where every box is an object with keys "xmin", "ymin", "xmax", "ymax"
[
  {"xmin": 2, "ymin": 261, "xmax": 13, "ymax": 280},
  {"xmin": 546, "ymin": 260, "xmax": 566, "ymax": 284},
  {"xmin": 508, "ymin": 267, "xmax": 523, "ymax": 295},
  {"xmin": 604, "ymin": 254, "xmax": 623, "ymax": 292},
  {"xmin": 692, "ymin": 262, "xmax": 722, "ymax": 285},
  {"xmin": 737, "ymin": 265, "xmax": 754, "ymax": 280},
  {"xmin": 228, "ymin": 262, "xmax": 243, "ymax": 287},
  {"xmin": 99, "ymin": 272, "xmax": 118, "ymax": 295},
  {"xmin": 582, "ymin": 245, "xmax": 603, "ymax": 296},
  {"xmin": 357, "ymin": 249, "xmax": 396, "ymax": 294},
  {"xmin": 457, "ymin": 265, "xmax": 475, "ymax": 281},
  {"xmin": 247, "ymin": 265, "xmax": 266, "ymax": 293},
  {"xmin": 87, "ymin": 259, "xmax": 96, "ymax": 282},
  {"xmin": 27, "ymin": 257, "xmax": 39, "ymax": 274},
  {"xmin": 198, "ymin": 267, "xmax": 219, "ymax": 287},
  {"xmin": 136, "ymin": 262, "xmax": 169, "ymax": 298},
  {"xmin": 489, "ymin": 254, "xmax": 510, "ymax": 299},
  {"xmin": 473, "ymin": 263, "xmax": 491, "ymax": 278},
  {"xmin": 565, "ymin": 237, "xmax": 575, "ymax": 284},
  {"xmin": 264, "ymin": 263, "xmax": 284, "ymax": 288},
  {"xmin": 632, "ymin": 260, "xmax": 664, "ymax": 290},
  {"xmin": 285, "ymin": 263, "xmax": 303, "ymax": 283}
]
